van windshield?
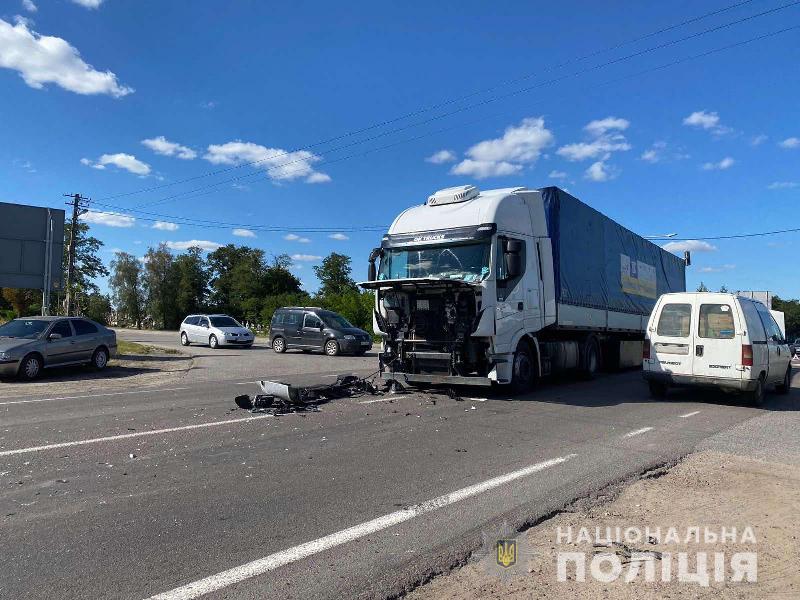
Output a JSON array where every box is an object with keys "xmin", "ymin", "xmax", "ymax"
[
  {"xmin": 210, "ymin": 316, "xmax": 241, "ymax": 328},
  {"xmin": 378, "ymin": 242, "xmax": 490, "ymax": 282}
]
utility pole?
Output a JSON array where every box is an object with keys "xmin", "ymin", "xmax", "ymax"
[{"xmin": 63, "ymin": 193, "xmax": 90, "ymax": 316}]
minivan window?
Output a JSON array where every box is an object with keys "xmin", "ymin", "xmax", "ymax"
[
  {"xmin": 184, "ymin": 316, "xmax": 199, "ymax": 325},
  {"xmin": 284, "ymin": 312, "xmax": 301, "ymax": 325},
  {"xmin": 271, "ymin": 312, "xmax": 284, "ymax": 325},
  {"xmin": 657, "ymin": 303, "xmax": 692, "ymax": 337},
  {"xmin": 304, "ymin": 314, "xmax": 322, "ymax": 328},
  {"xmin": 322, "ymin": 313, "xmax": 354, "ymax": 329},
  {"xmin": 698, "ymin": 304, "xmax": 735, "ymax": 339},
  {"xmin": 73, "ymin": 319, "xmax": 98, "ymax": 335},
  {"xmin": 756, "ymin": 305, "xmax": 784, "ymax": 342}
]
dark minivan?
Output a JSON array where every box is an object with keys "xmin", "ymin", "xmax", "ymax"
[{"xmin": 270, "ymin": 307, "xmax": 372, "ymax": 356}]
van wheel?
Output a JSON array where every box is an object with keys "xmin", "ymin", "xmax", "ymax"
[
  {"xmin": 180, "ymin": 332, "xmax": 190, "ymax": 346},
  {"xmin": 581, "ymin": 338, "xmax": 600, "ymax": 380},
  {"xmin": 209, "ymin": 334, "xmax": 219, "ymax": 349},
  {"xmin": 648, "ymin": 381, "xmax": 668, "ymax": 399},
  {"xmin": 776, "ymin": 367, "xmax": 791, "ymax": 395},
  {"xmin": 324, "ymin": 339, "xmax": 340, "ymax": 357},
  {"xmin": 509, "ymin": 342, "xmax": 537, "ymax": 395},
  {"xmin": 91, "ymin": 347, "xmax": 109, "ymax": 370},
  {"xmin": 18, "ymin": 353, "xmax": 43, "ymax": 381},
  {"xmin": 747, "ymin": 376, "xmax": 765, "ymax": 407},
  {"xmin": 272, "ymin": 337, "xmax": 287, "ymax": 353}
]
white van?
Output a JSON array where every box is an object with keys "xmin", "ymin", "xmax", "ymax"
[{"xmin": 643, "ymin": 293, "xmax": 792, "ymax": 405}]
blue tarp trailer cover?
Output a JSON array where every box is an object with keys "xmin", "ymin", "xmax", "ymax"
[{"xmin": 540, "ymin": 186, "xmax": 686, "ymax": 318}]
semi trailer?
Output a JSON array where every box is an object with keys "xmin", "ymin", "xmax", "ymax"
[{"xmin": 361, "ymin": 185, "xmax": 686, "ymax": 392}]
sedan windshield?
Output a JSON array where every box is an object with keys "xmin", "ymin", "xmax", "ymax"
[
  {"xmin": 322, "ymin": 313, "xmax": 354, "ymax": 329},
  {"xmin": 210, "ymin": 316, "xmax": 241, "ymax": 328},
  {"xmin": 379, "ymin": 242, "xmax": 491, "ymax": 282},
  {"xmin": 0, "ymin": 319, "xmax": 49, "ymax": 339}
]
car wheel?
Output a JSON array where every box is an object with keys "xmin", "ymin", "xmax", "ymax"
[
  {"xmin": 324, "ymin": 339, "xmax": 340, "ymax": 357},
  {"xmin": 91, "ymin": 347, "xmax": 109, "ymax": 370},
  {"xmin": 747, "ymin": 376, "xmax": 765, "ymax": 407},
  {"xmin": 509, "ymin": 342, "xmax": 537, "ymax": 395},
  {"xmin": 272, "ymin": 337, "xmax": 287, "ymax": 353},
  {"xmin": 180, "ymin": 332, "xmax": 190, "ymax": 346},
  {"xmin": 776, "ymin": 366, "xmax": 791, "ymax": 395},
  {"xmin": 18, "ymin": 354, "xmax": 42, "ymax": 381},
  {"xmin": 648, "ymin": 380, "xmax": 668, "ymax": 399},
  {"xmin": 209, "ymin": 334, "xmax": 219, "ymax": 349}
]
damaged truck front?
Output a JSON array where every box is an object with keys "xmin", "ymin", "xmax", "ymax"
[{"xmin": 362, "ymin": 185, "xmax": 686, "ymax": 393}]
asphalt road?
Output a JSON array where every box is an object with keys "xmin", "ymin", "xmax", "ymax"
[{"xmin": 1, "ymin": 338, "xmax": 798, "ymax": 599}]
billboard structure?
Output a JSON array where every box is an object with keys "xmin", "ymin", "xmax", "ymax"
[{"xmin": 0, "ymin": 202, "xmax": 65, "ymax": 311}]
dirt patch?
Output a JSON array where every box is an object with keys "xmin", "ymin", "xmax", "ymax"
[
  {"xmin": 406, "ymin": 451, "xmax": 800, "ymax": 599},
  {"xmin": 0, "ymin": 351, "xmax": 193, "ymax": 398}
]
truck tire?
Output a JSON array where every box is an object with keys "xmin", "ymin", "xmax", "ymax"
[
  {"xmin": 581, "ymin": 338, "xmax": 600, "ymax": 380},
  {"xmin": 509, "ymin": 342, "xmax": 537, "ymax": 395},
  {"xmin": 776, "ymin": 367, "xmax": 791, "ymax": 395}
]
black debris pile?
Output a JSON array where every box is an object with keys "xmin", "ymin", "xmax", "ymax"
[{"xmin": 234, "ymin": 374, "xmax": 382, "ymax": 415}]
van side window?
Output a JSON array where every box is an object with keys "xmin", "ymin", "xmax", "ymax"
[
  {"xmin": 271, "ymin": 312, "xmax": 284, "ymax": 325},
  {"xmin": 304, "ymin": 314, "xmax": 322, "ymax": 328},
  {"xmin": 756, "ymin": 305, "xmax": 784, "ymax": 342},
  {"xmin": 284, "ymin": 312, "xmax": 301, "ymax": 326},
  {"xmin": 698, "ymin": 304, "xmax": 735, "ymax": 339},
  {"xmin": 657, "ymin": 303, "xmax": 691, "ymax": 337},
  {"xmin": 740, "ymin": 301, "xmax": 766, "ymax": 341}
]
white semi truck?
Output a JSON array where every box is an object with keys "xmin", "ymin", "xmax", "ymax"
[{"xmin": 361, "ymin": 185, "xmax": 687, "ymax": 392}]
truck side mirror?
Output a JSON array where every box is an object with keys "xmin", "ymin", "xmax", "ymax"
[
  {"xmin": 504, "ymin": 253, "xmax": 522, "ymax": 279},
  {"xmin": 367, "ymin": 261, "xmax": 377, "ymax": 282},
  {"xmin": 504, "ymin": 239, "xmax": 523, "ymax": 254}
]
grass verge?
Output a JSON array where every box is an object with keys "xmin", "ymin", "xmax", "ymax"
[{"xmin": 117, "ymin": 340, "xmax": 181, "ymax": 355}]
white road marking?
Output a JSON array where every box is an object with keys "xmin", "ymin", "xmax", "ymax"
[
  {"xmin": 0, "ymin": 387, "xmax": 191, "ymax": 406},
  {"xmin": 145, "ymin": 453, "xmax": 577, "ymax": 600},
  {"xmin": 359, "ymin": 397, "xmax": 397, "ymax": 404},
  {"xmin": 623, "ymin": 426, "xmax": 654, "ymax": 438},
  {"xmin": 678, "ymin": 410, "xmax": 701, "ymax": 418},
  {"xmin": 0, "ymin": 415, "xmax": 272, "ymax": 457}
]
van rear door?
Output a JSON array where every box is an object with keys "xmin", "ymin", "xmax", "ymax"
[
  {"xmin": 692, "ymin": 298, "xmax": 742, "ymax": 381},
  {"xmin": 650, "ymin": 298, "xmax": 695, "ymax": 377}
]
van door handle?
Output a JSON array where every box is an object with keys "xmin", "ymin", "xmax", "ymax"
[
  {"xmin": 695, "ymin": 345, "xmax": 704, "ymax": 357},
  {"xmin": 517, "ymin": 302, "xmax": 524, "ymax": 311}
]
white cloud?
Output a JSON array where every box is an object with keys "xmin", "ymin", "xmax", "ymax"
[
  {"xmin": 767, "ymin": 181, "xmax": 798, "ymax": 190},
  {"xmin": 82, "ymin": 153, "xmax": 151, "ymax": 175},
  {"xmin": 779, "ymin": 137, "xmax": 800, "ymax": 149},
  {"xmin": 164, "ymin": 240, "xmax": 222, "ymax": 251},
  {"xmin": 584, "ymin": 158, "xmax": 617, "ymax": 182},
  {"xmin": 152, "ymin": 221, "xmax": 179, "ymax": 231},
  {"xmin": 283, "ymin": 233, "xmax": 310, "ymax": 243},
  {"xmin": 291, "ymin": 253, "xmax": 322, "ymax": 262},
  {"xmin": 584, "ymin": 117, "xmax": 629, "ymax": 137},
  {"xmin": 751, "ymin": 134, "xmax": 768, "ymax": 146},
  {"xmin": 701, "ymin": 157, "xmax": 735, "ymax": 171},
  {"xmin": 450, "ymin": 117, "xmax": 553, "ymax": 179},
  {"xmin": 640, "ymin": 141, "xmax": 666, "ymax": 163},
  {"xmin": 22, "ymin": 0, "xmax": 37, "ymax": 12},
  {"xmin": 81, "ymin": 210, "xmax": 135, "ymax": 228},
  {"xmin": 204, "ymin": 141, "xmax": 330, "ymax": 183},
  {"xmin": 233, "ymin": 228, "xmax": 256, "ymax": 238},
  {"xmin": 548, "ymin": 170, "xmax": 567, "ymax": 179},
  {"xmin": 682, "ymin": 110, "xmax": 730, "ymax": 135},
  {"xmin": 699, "ymin": 264, "xmax": 735, "ymax": 273},
  {"xmin": 329, "ymin": 232, "xmax": 349, "ymax": 240},
  {"xmin": 71, "ymin": 0, "xmax": 105, "ymax": 8},
  {"xmin": 426, "ymin": 149, "xmax": 457, "ymax": 164},
  {"xmin": 0, "ymin": 17, "xmax": 132, "ymax": 97},
  {"xmin": 662, "ymin": 240, "xmax": 717, "ymax": 253},
  {"xmin": 557, "ymin": 116, "xmax": 631, "ymax": 163},
  {"xmin": 141, "ymin": 136, "xmax": 196, "ymax": 160}
]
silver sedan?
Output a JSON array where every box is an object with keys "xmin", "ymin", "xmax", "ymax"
[{"xmin": 0, "ymin": 316, "xmax": 117, "ymax": 380}]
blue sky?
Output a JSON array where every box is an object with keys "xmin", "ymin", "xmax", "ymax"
[{"xmin": 2, "ymin": 0, "xmax": 799, "ymax": 297}]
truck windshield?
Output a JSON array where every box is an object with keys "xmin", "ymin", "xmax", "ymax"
[{"xmin": 379, "ymin": 242, "xmax": 491, "ymax": 282}]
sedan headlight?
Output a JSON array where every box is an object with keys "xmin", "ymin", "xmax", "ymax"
[
  {"xmin": 0, "ymin": 351, "xmax": 11, "ymax": 360},
  {"xmin": 343, "ymin": 335, "xmax": 355, "ymax": 340}
]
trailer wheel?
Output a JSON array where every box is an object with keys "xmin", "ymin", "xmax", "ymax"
[
  {"xmin": 581, "ymin": 338, "xmax": 600, "ymax": 380},
  {"xmin": 509, "ymin": 342, "xmax": 537, "ymax": 395}
]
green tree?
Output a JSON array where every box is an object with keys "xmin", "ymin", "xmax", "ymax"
[
  {"xmin": 142, "ymin": 244, "xmax": 180, "ymax": 329},
  {"xmin": 63, "ymin": 220, "xmax": 109, "ymax": 299},
  {"xmin": 696, "ymin": 281, "xmax": 709, "ymax": 292},
  {"xmin": 110, "ymin": 251, "xmax": 144, "ymax": 328},
  {"xmin": 318, "ymin": 289, "xmax": 374, "ymax": 332},
  {"xmin": 1, "ymin": 288, "xmax": 38, "ymax": 317},
  {"xmin": 773, "ymin": 296, "xmax": 800, "ymax": 340},
  {"xmin": 207, "ymin": 245, "xmax": 265, "ymax": 318},
  {"xmin": 174, "ymin": 247, "xmax": 207, "ymax": 318},
  {"xmin": 83, "ymin": 293, "xmax": 112, "ymax": 325},
  {"xmin": 313, "ymin": 252, "xmax": 357, "ymax": 298},
  {"xmin": 260, "ymin": 291, "xmax": 312, "ymax": 326}
]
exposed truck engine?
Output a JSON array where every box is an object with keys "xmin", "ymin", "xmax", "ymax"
[{"xmin": 361, "ymin": 185, "xmax": 687, "ymax": 392}]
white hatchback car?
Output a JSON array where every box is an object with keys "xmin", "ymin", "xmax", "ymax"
[
  {"xmin": 643, "ymin": 292, "xmax": 792, "ymax": 405},
  {"xmin": 179, "ymin": 314, "xmax": 254, "ymax": 349}
]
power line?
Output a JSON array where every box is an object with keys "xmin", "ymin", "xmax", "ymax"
[
  {"xmin": 122, "ymin": 1, "xmax": 800, "ymax": 211},
  {"xmin": 650, "ymin": 226, "xmax": 800, "ymax": 241},
  {"xmin": 95, "ymin": 0, "xmax": 764, "ymax": 204}
]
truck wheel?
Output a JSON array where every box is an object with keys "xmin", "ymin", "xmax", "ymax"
[
  {"xmin": 776, "ymin": 367, "xmax": 791, "ymax": 395},
  {"xmin": 509, "ymin": 343, "xmax": 537, "ymax": 395},
  {"xmin": 581, "ymin": 338, "xmax": 600, "ymax": 380},
  {"xmin": 747, "ymin": 376, "xmax": 765, "ymax": 407},
  {"xmin": 648, "ymin": 380, "xmax": 668, "ymax": 399}
]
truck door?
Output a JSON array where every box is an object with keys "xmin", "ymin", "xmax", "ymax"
[
  {"xmin": 495, "ymin": 236, "xmax": 527, "ymax": 352},
  {"xmin": 693, "ymin": 301, "xmax": 741, "ymax": 381},
  {"xmin": 524, "ymin": 240, "xmax": 544, "ymax": 332},
  {"xmin": 650, "ymin": 300, "xmax": 694, "ymax": 377}
]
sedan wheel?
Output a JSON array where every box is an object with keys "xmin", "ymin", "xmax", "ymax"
[
  {"xmin": 92, "ymin": 347, "xmax": 109, "ymax": 370},
  {"xmin": 19, "ymin": 354, "xmax": 42, "ymax": 381},
  {"xmin": 209, "ymin": 334, "xmax": 219, "ymax": 349},
  {"xmin": 180, "ymin": 332, "xmax": 190, "ymax": 346},
  {"xmin": 324, "ymin": 339, "xmax": 340, "ymax": 357}
]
